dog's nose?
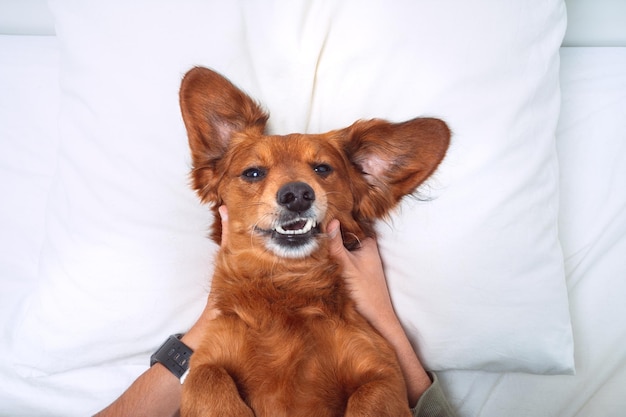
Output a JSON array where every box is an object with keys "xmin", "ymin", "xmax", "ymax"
[{"xmin": 277, "ymin": 182, "xmax": 315, "ymax": 213}]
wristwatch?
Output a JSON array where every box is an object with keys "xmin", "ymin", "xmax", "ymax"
[{"xmin": 150, "ymin": 334, "xmax": 193, "ymax": 383}]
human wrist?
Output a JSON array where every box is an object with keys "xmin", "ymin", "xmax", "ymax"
[
  {"xmin": 181, "ymin": 304, "xmax": 219, "ymax": 350},
  {"xmin": 180, "ymin": 327, "xmax": 203, "ymax": 351},
  {"xmin": 181, "ymin": 321, "xmax": 209, "ymax": 351},
  {"xmin": 372, "ymin": 312, "xmax": 432, "ymax": 404}
]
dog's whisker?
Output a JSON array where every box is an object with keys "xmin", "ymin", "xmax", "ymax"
[
  {"xmin": 347, "ymin": 232, "xmax": 362, "ymax": 248},
  {"xmin": 235, "ymin": 201, "xmax": 267, "ymax": 210},
  {"xmin": 250, "ymin": 211, "xmax": 278, "ymax": 232},
  {"xmin": 249, "ymin": 211, "xmax": 280, "ymax": 249}
]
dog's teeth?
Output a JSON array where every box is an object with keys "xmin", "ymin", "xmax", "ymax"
[{"xmin": 275, "ymin": 219, "xmax": 316, "ymax": 235}]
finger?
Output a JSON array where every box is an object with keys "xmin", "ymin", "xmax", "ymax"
[
  {"xmin": 218, "ymin": 205, "xmax": 229, "ymax": 246},
  {"xmin": 327, "ymin": 219, "xmax": 348, "ymax": 261}
]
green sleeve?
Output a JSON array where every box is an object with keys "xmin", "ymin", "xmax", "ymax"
[{"xmin": 410, "ymin": 373, "xmax": 456, "ymax": 417}]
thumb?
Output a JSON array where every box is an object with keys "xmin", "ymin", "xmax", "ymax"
[
  {"xmin": 327, "ymin": 219, "xmax": 349, "ymax": 262},
  {"xmin": 218, "ymin": 205, "xmax": 229, "ymax": 246}
]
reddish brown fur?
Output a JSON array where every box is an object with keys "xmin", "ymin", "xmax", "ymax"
[{"xmin": 179, "ymin": 67, "xmax": 450, "ymax": 417}]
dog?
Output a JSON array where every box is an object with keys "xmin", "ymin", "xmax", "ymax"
[{"xmin": 179, "ymin": 67, "xmax": 449, "ymax": 417}]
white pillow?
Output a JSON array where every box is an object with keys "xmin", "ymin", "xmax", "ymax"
[{"xmin": 13, "ymin": 0, "xmax": 573, "ymax": 379}]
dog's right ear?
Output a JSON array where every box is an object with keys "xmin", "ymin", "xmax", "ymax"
[{"xmin": 179, "ymin": 67, "xmax": 268, "ymax": 204}]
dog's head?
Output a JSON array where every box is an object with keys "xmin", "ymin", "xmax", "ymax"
[{"xmin": 180, "ymin": 67, "xmax": 449, "ymax": 259}]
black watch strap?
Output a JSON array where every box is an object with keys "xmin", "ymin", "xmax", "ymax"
[{"xmin": 150, "ymin": 334, "xmax": 193, "ymax": 381}]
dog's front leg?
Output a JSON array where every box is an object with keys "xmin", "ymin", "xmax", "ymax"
[
  {"xmin": 336, "ymin": 323, "xmax": 412, "ymax": 417},
  {"xmin": 344, "ymin": 378, "xmax": 412, "ymax": 417},
  {"xmin": 181, "ymin": 364, "xmax": 253, "ymax": 417}
]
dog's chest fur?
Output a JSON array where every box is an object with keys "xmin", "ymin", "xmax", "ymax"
[{"xmin": 197, "ymin": 254, "xmax": 371, "ymax": 415}]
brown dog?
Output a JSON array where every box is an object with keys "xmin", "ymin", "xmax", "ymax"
[{"xmin": 179, "ymin": 67, "xmax": 449, "ymax": 417}]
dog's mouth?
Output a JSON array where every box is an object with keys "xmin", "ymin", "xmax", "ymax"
[
  {"xmin": 273, "ymin": 218, "xmax": 318, "ymax": 236},
  {"xmin": 255, "ymin": 216, "xmax": 322, "ymax": 258}
]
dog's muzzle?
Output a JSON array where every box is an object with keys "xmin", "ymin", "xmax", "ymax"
[{"xmin": 255, "ymin": 181, "xmax": 322, "ymax": 258}]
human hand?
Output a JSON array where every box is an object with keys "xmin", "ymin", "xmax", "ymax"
[
  {"xmin": 326, "ymin": 220, "xmax": 399, "ymax": 332},
  {"xmin": 327, "ymin": 219, "xmax": 432, "ymax": 404}
]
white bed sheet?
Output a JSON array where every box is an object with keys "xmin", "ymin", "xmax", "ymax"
[
  {"xmin": 0, "ymin": 37, "xmax": 625, "ymax": 417},
  {"xmin": 438, "ymin": 47, "xmax": 626, "ymax": 417}
]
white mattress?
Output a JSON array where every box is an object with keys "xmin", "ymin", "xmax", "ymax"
[
  {"xmin": 438, "ymin": 47, "xmax": 626, "ymax": 416},
  {"xmin": 0, "ymin": 37, "xmax": 625, "ymax": 416}
]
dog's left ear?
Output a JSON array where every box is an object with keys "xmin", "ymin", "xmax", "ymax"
[
  {"xmin": 180, "ymin": 68, "xmax": 269, "ymax": 245},
  {"xmin": 343, "ymin": 117, "xmax": 450, "ymax": 219},
  {"xmin": 179, "ymin": 67, "xmax": 269, "ymax": 204}
]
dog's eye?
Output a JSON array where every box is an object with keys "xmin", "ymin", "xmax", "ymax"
[
  {"xmin": 313, "ymin": 163, "xmax": 333, "ymax": 177},
  {"xmin": 241, "ymin": 167, "xmax": 267, "ymax": 182}
]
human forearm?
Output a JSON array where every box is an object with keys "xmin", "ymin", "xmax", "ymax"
[
  {"xmin": 327, "ymin": 220, "xmax": 432, "ymax": 406},
  {"xmin": 374, "ymin": 315, "xmax": 432, "ymax": 406},
  {"xmin": 94, "ymin": 304, "xmax": 217, "ymax": 417},
  {"xmin": 93, "ymin": 364, "xmax": 181, "ymax": 417}
]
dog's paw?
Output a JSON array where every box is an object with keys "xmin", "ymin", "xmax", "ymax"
[{"xmin": 181, "ymin": 364, "xmax": 254, "ymax": 417}]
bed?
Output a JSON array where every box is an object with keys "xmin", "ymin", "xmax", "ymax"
[{"xmin": 1, "ymin": 1, "xmax": 624, "ymax": 416}]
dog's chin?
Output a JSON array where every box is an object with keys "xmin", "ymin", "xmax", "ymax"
[
  {"xmin": 266, "ymin": 237, "xmax": 320, "ymax": 259},
  {"xmin": 256, "ymin": 217, "xmax": 322, "ymax": 259}
]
